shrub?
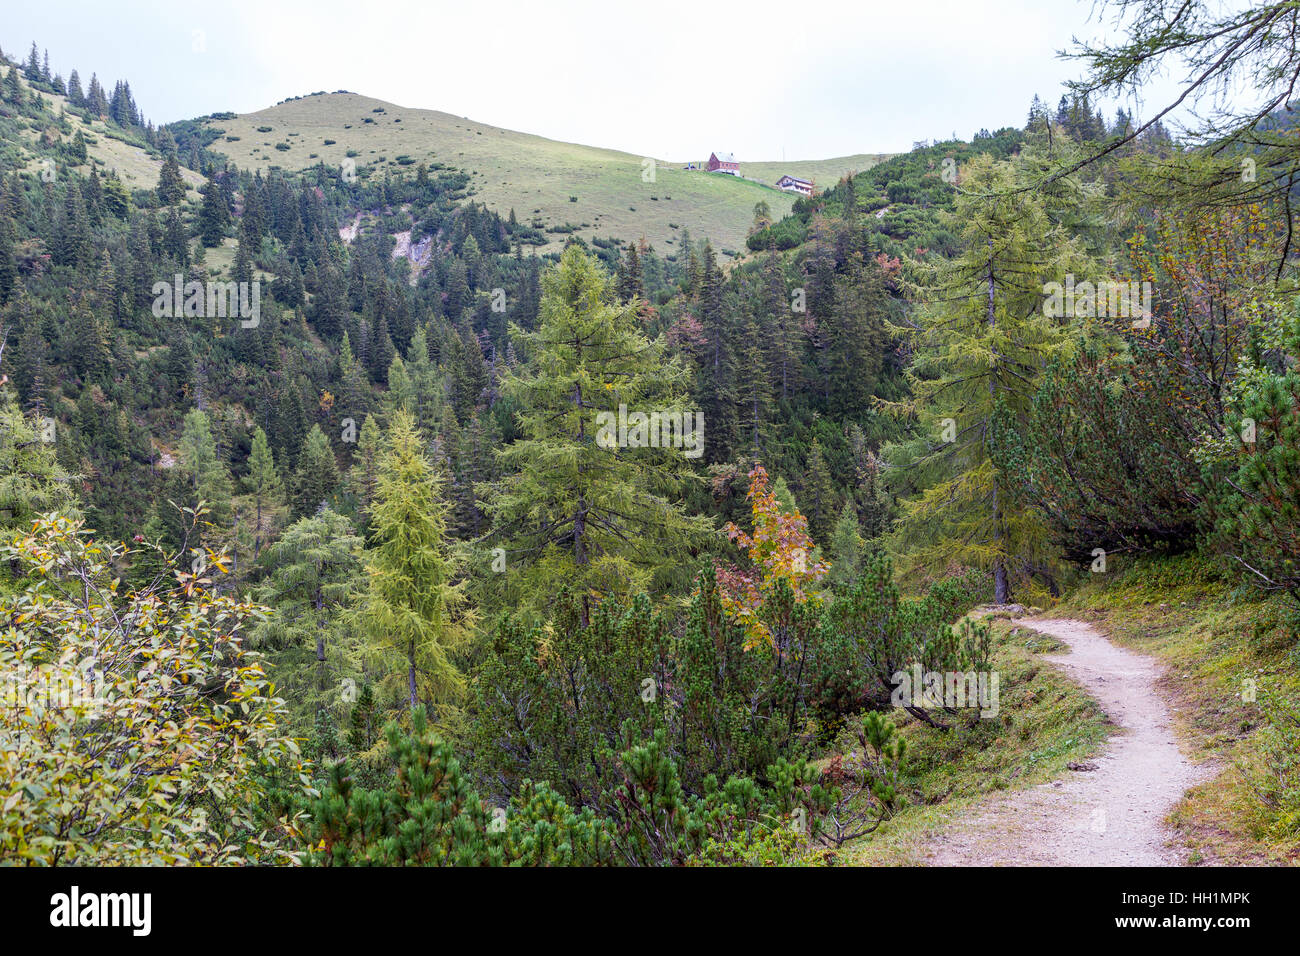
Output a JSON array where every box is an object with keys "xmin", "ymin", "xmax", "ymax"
[
  {"xmin": 1205, "ymin": 299, "xmax": 1300, "ymax": 604},
  {"xmin": 301, "ymin": 709, "xmax": 615, "ymax": 866},
  {"xmin": 994, "ymin": 338, "xmax": 1206, "ymax": 564},
  {"xmin": 1247, "ymin": 686, "xmax": 1300, "ymax": 836},
  {"xmin": 0, "ymin": 514, "xmax": 304, "ymax": 864}
]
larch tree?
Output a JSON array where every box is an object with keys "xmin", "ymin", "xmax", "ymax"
[
  {"xmin": 178, "ymin": 408, "xmax": 234, "ymax": 528},
  {"xmin": 884, "ymin": 155, "xmax": 1082, "ymax": 602},
  {"xmin": 479, "ymin": 244, "xmax": 712, "ymax": 623},
  {"xmin": 350, "ymin": 411, "xmax": 473, "ymax": 711}
]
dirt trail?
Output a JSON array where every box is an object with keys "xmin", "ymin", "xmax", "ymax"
[{"xmin": 925, "ymin": 617, "xmax": 1213, "ymax": 866}]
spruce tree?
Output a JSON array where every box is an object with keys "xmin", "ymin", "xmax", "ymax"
[
  {"xmin": 198, "ymin": 176, "xmax": 229, "ymax": 247},
  {"xmin": 346, "ymin": 414, "xmax": 383, "ymax": 521},
  {"xmin": 694, "ymin": 242, "xmax": 738, "ymax": 461},
  {"xmin": 242, "ymin": 426, "xmax": 284, "ymax": 561},
  {"xmin": 405, "ymin": 325, "xmax": 444, "ymax": 433},
  {"xmin": 292, "ymin": 424, "xmax": 340, "ymax": 519},
  {"xmin": 157, "ymin": 155, "xmax": 186, "ymax": 206},
  {"xmin": 0, "ymin": 208, "xmax": 16, "ymax": 305},
  {"xmin": 802, "ymin": 439, "xmax": 838, "ymax": 543},
  {"xmin": 253, "ymin": 508, "xmax": 363, "ymax": 726}
]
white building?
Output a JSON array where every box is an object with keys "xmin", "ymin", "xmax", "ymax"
[{"xmin": 775, "ymin": 175, "xmax": 814, "ymax": 196}]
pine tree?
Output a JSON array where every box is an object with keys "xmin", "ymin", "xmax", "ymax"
[
  {"xmin": 350, "ymin": 411, "xmax": 473, "ymax": 710},
  {"xmin": 347, "ymin": 682, "xmax": 378, "ymax": 751},
  {"xmin": 302, "ymin": 708, "xmax": 612, "ymax": 865}
]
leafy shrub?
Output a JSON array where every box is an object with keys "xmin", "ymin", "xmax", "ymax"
[
  {"xmin": 0, "ymin": 515, "xmax": 304, "ymax": 864},
  {"xmin": 812, "ymin": 556, "xmax": 989, "ymax": 732}
]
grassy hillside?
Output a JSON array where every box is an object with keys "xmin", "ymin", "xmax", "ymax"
[
  {"xmin": 4, "ymin": 69, "xmax": 204, "ymax": 196},
  {"xmin": 199, "ymin": 92, "xmax": 889, "ymax": 255}
]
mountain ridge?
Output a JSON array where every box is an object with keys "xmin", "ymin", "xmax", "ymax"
[{"xmin": 198, "ymin": 91, "xmax": 892, "ymax": 254}]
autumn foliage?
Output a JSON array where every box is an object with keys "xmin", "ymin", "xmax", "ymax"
[{"xmin": 717, "ymin": 464, "xmax": 829, "ymax": 650}]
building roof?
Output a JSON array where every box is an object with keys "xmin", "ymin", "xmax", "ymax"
[
  {"xmin": 712, "ymin": 151, "xmax": 736, "ymax": 163},
  {"xmin": 778, "ymin": 175, "xmax": 813, "ymax": 185}
]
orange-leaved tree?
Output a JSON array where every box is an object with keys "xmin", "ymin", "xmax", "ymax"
[{"xmin": 717, "ymin": 464, "xmax": 829, "ymax": 651}]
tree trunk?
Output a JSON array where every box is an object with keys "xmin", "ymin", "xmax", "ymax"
[
  {"xmin": 408, "ymin": 640, "xmax": 418, "ymax": 710},
  {"xmin": 988, "ymin": 240, "xmax": 1010, "ymax": 605}
]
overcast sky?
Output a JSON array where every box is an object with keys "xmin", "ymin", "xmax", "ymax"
[{"xmin": 5, "ymin": 0, "xmax": 1192, "ymax": 159}]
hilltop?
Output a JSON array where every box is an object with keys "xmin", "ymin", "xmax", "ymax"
[{"xmin": 197, "ymin": 92, "xmax": 890, "ymax": 255}]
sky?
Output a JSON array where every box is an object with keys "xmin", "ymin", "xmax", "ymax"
[{"xmin": 4, "ymin": 0, "xmax": 1193, "ymax": 160}]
